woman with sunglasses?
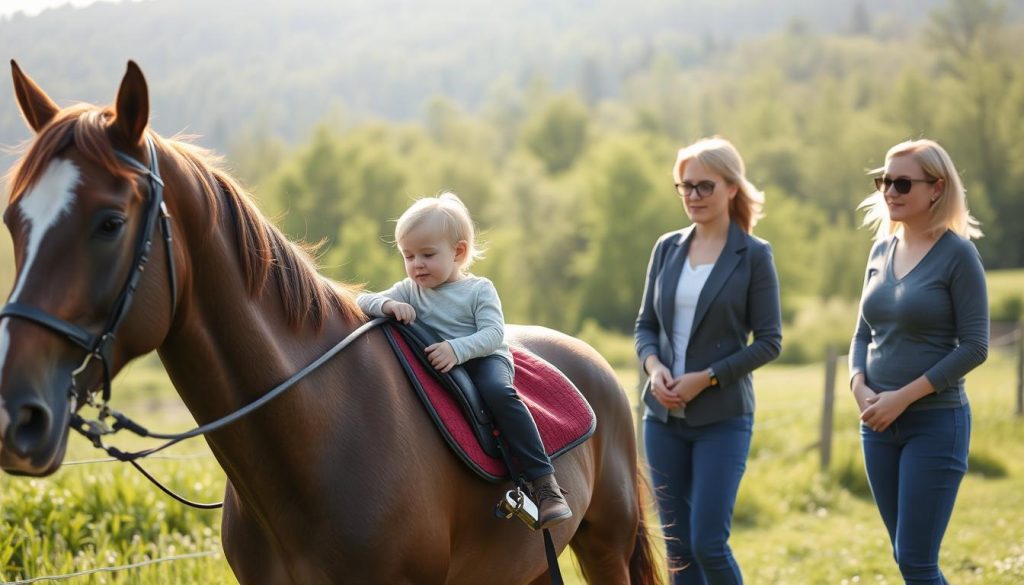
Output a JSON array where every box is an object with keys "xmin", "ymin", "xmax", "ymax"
[
  {"xmin": 634, "ymin": 136, "xmax": 781, "ymax": 584},
  {"xmin": 850, "ymin": 139, "xmax": 988, "ymax": 584}
]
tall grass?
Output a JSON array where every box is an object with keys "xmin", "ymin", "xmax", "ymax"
[{"xmin": 2, "ymin": 331, "xmax": 1023, "ymax": 583}]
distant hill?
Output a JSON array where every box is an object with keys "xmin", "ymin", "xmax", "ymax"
[{"xmin": 0, "ymin": 0, "xmax": 990, "ymax": 159}]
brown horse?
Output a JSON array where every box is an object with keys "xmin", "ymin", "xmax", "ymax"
[{"xmin": 0, "ymin": 61, "xmax": 663, "ymax": 584}]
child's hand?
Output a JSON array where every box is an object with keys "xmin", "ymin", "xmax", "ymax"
[
  {"xmin": 425, "ymin": 341, "xmax": 458, "ymax": 373},
  {"xmin": 383, "ymin": 300, "xmax": 416, "ymax": 323}
]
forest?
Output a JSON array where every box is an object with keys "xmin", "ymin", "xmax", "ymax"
[{"xmin": 1, "ymin": 0, "xmax": 1023, "ymax": 362}]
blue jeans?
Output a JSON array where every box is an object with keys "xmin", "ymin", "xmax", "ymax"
[
  {"xmin": 644, "ymin": 414, "xmax": 753, "ymax": 585},
  {"xmin": 861, "ymin": 404, "xmax": 971, "ymax": 585},
  {"xmin": 463, "ymin": 355, "xmax": 553, "ymax": 481}
]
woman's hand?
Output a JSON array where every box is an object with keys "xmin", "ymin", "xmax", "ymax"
[
  {"xmin": 672, "ymin": 370, "xmax": 712, "ymax": 405},
  {"xmin": 425, "ymin": 341, "xmax": 458, "ymax": 373},
  {"xmin": 860, "ymin": 391, "xmax": 910, "ymax": 432},
  {"xmin": 851, "ymin": 380, "xmax": 878, "ymax": 413},
  {"xmin": 383, "ymin": 300, "xmax": 416, "ymax": 324},
  {"xmin": 646, "ymin": 358, "xmax": 682, "ymax": 409}
]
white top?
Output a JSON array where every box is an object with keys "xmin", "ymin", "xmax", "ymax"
[
  {"xmin": 670, "ymin": 258, "xmax": 714, "ymax": 377},
  {"xmin": 668, "ymin": 259, "xmax": 714, "ymax": 418}
]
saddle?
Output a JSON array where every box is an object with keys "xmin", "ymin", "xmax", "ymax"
[{"xmin": 382, "ymin": 321, "xmax": 596, "ymax": 482}]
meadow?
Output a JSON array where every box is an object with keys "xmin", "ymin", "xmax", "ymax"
[
  {"xmin": 1, "ymin": 269, "xmax": 1023, "ymax": 583},
  {"xmin": 2, "ymin": 340, "xmax": 1022, "ymax": 584}
]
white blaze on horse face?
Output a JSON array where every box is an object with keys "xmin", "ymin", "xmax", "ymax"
[
  {"xmin": 0, "ymin": 158, "xmax": 80, "ymax": 427},
  {"xmin": 9, "ymin": 158, "xmax": 81, "ymax": 301}
]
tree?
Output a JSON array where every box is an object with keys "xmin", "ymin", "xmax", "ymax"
[
  {"xmin": 522, "ymin": 94, "xmax": 591, "ymax": 175},
  {"xmin": 574, "ymin": 135, "xmax": 676, "ymax": 332},
  {"xmin": 926, "ymin": 0, "xmax": 1020, "ymax": 266},
  {"xmin": 324, "ymin": 214, "xmax": 403, "ymax": 290}
]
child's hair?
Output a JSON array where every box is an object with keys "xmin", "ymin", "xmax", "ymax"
[{"xmin": 395, "ymin": 191, "xmax": 484, "ymax": 269}]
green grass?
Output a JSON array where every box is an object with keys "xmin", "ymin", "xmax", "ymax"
[
  {"xmin": 2, "ymin": 343, "xmax": 1023, "ymax": 583},
  {"xmin": 988, "ymin": 268, "xmax": 1024, "ymax": 322},
  {"xmin": 987, "ymin": 268, "xmax": 1024, "ymax": 305}
]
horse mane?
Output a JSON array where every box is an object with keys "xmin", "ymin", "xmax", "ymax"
[{"xmin": 5, "ymin": 104, "xmax": 364, "ymax": 331}]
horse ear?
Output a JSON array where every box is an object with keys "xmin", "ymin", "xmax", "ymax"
[
  {"xmin": 111, "ymin": 60, "xmax": 149, "ymax": 147},
  {"xmin": 10, "ymin": 60, "xmax": 60, "ymax": 133}
]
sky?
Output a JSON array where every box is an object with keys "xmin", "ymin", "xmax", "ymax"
[{"xmin": 0, "ymin": 0, "xmax": 109, "ymax": 18}]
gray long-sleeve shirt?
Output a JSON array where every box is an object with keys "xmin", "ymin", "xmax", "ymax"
[
  {"xmin": 849, "ymin": 230, "xmax": 989, "ymax": 410},
  {"xmin": 357, "ymin": 275, "xmax": 513, "ymax": 367}
]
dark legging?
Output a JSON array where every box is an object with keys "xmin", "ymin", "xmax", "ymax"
[
  {"xmin": 463, "ymin": 355, "xmax": 554, "ymax": 481},
  {"xmin": 862, "ymin": 404, "xmax": 970, "ymax": 585},
  {"xmin": 645, "ymin": 414, "xmax": 752, "ymax": 585}
]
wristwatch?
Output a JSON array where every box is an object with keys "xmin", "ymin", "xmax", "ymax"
[{"xmin": 707, "ymin": 367, "xmax": 719, "ymax": 387}]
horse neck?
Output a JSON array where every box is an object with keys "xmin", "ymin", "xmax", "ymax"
[{"xmin": 154, "ymin": 168, "xmax": 360, "ymax": 473}]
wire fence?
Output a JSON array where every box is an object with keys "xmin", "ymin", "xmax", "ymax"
[
  {"xmin": 1, "ymin": 551, "xmax": 220, "ymax": 585},
  {"xmin": 10, "ymin": 324, "xmax": 1023, "ymax": 583},
  {"xmin": 633, "ymin": 321, "xmax": 1024, "ymax": 468}
]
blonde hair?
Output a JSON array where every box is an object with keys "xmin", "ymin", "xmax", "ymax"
[
  {"xmin": 859, "ymin": 139, "xmax": 983, "ymax": 241},
  {"xmin": 673, "ymin": 136, "xmax": 765, "ymax": 233},
  {"xmin": 395, "ymin": 191, "xmax": 483, "ymax": 269}
]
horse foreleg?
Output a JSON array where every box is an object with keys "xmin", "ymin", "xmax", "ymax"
[{"xmin": 221, "ymin": 482, "xmax": 294, "ymax": 585}]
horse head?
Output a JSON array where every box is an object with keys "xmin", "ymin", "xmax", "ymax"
[{"xmin": 0, "ymin": 62, "xmax": 176, "ymax": 475}]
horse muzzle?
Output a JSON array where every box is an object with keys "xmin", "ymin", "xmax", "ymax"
[{"xmin": 0, "ymin": 383, "xmax": 73, "ymax": 476}]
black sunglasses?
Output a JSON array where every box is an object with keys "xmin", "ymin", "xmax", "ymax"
[
  {"xmin": 675, "ymin": 180, "xmax": 716, "ymax": 199},
  {"xmin": 874, "ymin": 176, "xmax": 938, "ymax": 195}
]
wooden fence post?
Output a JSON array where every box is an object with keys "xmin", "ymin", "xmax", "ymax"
[
  {"xmin": 820, "ymin": 345, "xmax": 837, "ymax": 471},
  {"xmin": 1016, "ymin": 322, "xmax": 1023, "ymax": 417},
  {"xmin": 637, "ymin": 365, "xmax": 646, "ymax": 458}
]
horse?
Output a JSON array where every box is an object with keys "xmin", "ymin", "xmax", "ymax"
[{"xmin": 0, "ymin": 61, "xmax": 663, "ymax": 584}]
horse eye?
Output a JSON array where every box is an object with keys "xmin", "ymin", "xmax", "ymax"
[{"xmin": 96, "ymin": 216, "xmax": 126, "ymax": 237}]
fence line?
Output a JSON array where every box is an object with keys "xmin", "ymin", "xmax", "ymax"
[
  {"xmin": 819, "ymin": 345, "xmax": 838, "ymax": 471},
  {"xmin": 61, "ymin": 452, "xmax": 214, "ymax": 467},
  {"xmin": 1, "ymin": 551, "xmax": 220, "ymax": 585},
  {"xmin": 634, "ymin": 322, "xmax": 1024, "ymax": 468}
]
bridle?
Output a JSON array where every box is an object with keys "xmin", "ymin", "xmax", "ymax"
[
  {"xmin": 0, "ymin": 134, "xmax": 176, "ymax": 408},
  {"xmin": 0, "ymin": 139, "xmax": 563, "ymax": 581},
  {"xmin": 0, "ymin": 135, "xmax": 387, "ymax": 507}
]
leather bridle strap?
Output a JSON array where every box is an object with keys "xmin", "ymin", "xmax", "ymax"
[
  {"xmin": 0, "ymin": 302, "xmax": 96, "ymax": 350},
  {"xmin": 69, "ymin": 316, "xmax": 389, "ymax": 509},
  {"xmin": 0, "ymin": 135, "xmax": 176, "ymax": 404}
]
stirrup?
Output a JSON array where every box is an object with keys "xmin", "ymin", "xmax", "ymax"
[{"xmin": 494, "ymin": 486, "xmax": 540, "ymax": 530}]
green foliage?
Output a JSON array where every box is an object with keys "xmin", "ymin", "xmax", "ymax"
[
  {"xmin": 776, "ymin": 297, "xmax": 861, "ymax": 364},
  {"xmin": 988, "ymin": 269, "xmax": 1024, "ymax": 323},
  {"xmin": 968, "ymin": 449, "xmax": 1011, "ymax": 478},
  {"xmin": 991, "ymin": 296, "xmax": 1023, "ymax": 323},
  {"xmin": 522, "ymin": 94, "xmax": 591, "ymax": 175},
  {"xmin": 573, "ymin": 134, "xmax": 674, "ymax": 331},
  {"xmin": 4, "ymin": 0, "xmax": 1024, "ymax": 358},
  {"xmin": 575, "ymin": 319, "xmax": 640, "ymax": 371}
]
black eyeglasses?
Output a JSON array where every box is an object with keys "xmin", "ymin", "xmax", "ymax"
[
  {"xmin": 874, "ymin": 176, "xmax": 938, "ymax": 195},
  {"xmin": 675, "ymin": 180, "xmax": 716, "ymax": 199}
]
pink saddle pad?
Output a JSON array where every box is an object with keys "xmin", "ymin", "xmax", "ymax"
[{"xmin": 389, "ymin": 329, "xmax": 596, "ymax": 482}]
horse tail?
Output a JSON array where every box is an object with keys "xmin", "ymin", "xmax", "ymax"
[{"xmin": 629, "ymin": 467, "xmax": 666, "ymax": 585}]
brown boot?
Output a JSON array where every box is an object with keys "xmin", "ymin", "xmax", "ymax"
[{"xmin": 531, "ymin": 473, "xmax": 572, "ymax": 529}]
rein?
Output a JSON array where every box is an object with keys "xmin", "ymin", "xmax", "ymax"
[
  {"xmin": 72, "ymin": 315, "xmax": 388, "ymax": 509},
  {"xmin": 0, "ymin": 136, "xmax": 389, "ymax": 507},
  {"xmin": 2, "ymin": 137, "xmax": 564, "ymax": 584}
]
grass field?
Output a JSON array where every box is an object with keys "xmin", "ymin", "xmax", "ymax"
[{"xmin": 2, "ymin": 342, "xmax": 1022, "ymax": 584}]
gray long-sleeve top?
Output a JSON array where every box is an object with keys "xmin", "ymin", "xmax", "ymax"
[
  {"xmin": 357, "ymin": 275, "xmax": 513, "ymax": 367},
  {"xmin": 849, "ymin": 230, "xmax": 989, "ymax": 410}
]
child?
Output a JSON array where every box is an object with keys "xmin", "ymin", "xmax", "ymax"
[{"xmin": 357, "ymin": 192, "xmax": 572, "ymax": 529}]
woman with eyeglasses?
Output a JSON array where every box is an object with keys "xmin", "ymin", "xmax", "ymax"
[
  {"xmin": 634, "ymin": 136, "xmax": 782, "ymax": 584},
  {"xmin": 850, "ymin": 139, "xmax": 988, "ymax": 584}
]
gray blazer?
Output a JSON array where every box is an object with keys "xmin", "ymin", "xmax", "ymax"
[{"xmin": 634, "ymin": 222, "xmax": 782, "ymax": 426}]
